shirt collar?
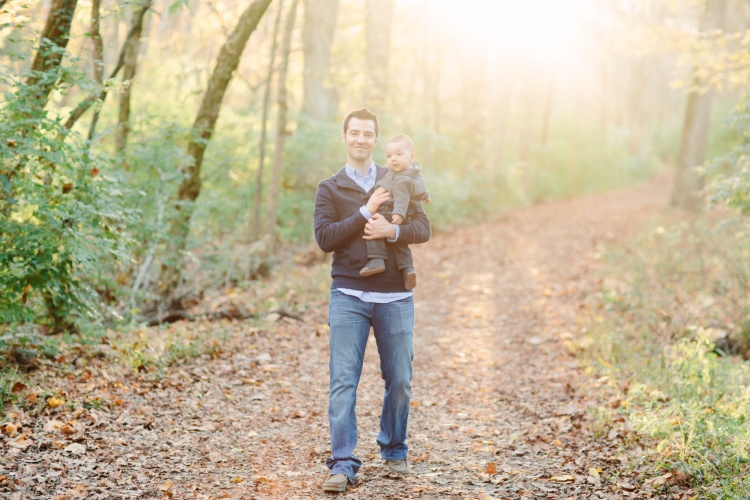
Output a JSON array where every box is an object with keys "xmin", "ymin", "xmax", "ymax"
[{"xmin": 345, "ymin": 162, "xmax": 376, "ymax": 180}]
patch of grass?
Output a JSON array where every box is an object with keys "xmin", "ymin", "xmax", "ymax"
[
  {"xmin": 580, "ymin": 213, "xmax": 750, "ymax": 498},
  {"xmin": 0, "ymin": 367, "xmax": 22, "ymax": 416}
]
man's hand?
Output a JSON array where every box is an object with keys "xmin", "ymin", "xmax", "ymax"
[
  {"xmin": 391, "ymin": 214, "xmax": 403, "ymax": 225},
  {"xmin": 366, "ymin": 187, "xmax": 390, "ymax": 214},
  {"xmin": 364, "ymin": 213, "xmax": 396, "ymax": 240}
]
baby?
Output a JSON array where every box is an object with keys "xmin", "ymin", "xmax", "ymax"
[{"xmin": 360, "ymin": 134, "xmax": 430, "ymax": 290}]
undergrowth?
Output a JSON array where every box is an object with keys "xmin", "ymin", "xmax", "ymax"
[{"xmin": 581, "ymin": 214, "xmax": 750, "ymax": 498}]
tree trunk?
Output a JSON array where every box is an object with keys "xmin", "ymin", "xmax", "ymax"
[
  {"xmin": 87, "ymin": 0, "xmax": 104, "ymax": 140},
  {"xmin": 364, "ymin": 0, "xmax": 394, "ymax": 112},
  {"xmin": 114, "ymin": 0, "xmax": 149, "ymax": 155},
  {"xmin": 539, "ymin": 68, "xmax": 556, "ymax": 147},
  {"xmin": 671, "ymin": 0, "xmax": 728, "ymax": 210},
  {"xmin": 252, "ymin": 0, "xmax": 285, "ymax": 241},
  {"xmin": 302, "ymin": 0, "xmax": 338, "ymax": 121},
  {"xmin": 63, "ymin": 1, "xmax": 152, "ymax": 135},
  {"xmin": 265, "ymin": 0, "xmax": 299, "ymax": 237},
  {"xmin": 159, "ymin": 0, "xmax": 274, "ymax": 303},
  {"xmin": 25, "ymin": 0, "xmax": 78, "ymax": 112}
]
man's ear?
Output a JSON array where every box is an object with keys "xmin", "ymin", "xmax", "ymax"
[{"xmin": 342, "ymin": 132, "xmax": 347, "ymax": 143}]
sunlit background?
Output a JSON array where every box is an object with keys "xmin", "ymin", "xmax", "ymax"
[{"xmin": 1, "ymin": 0, "xmax": 748, "ymax": 242}]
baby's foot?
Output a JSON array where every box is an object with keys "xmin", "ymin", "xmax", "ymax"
[
  {"xmin": 360, "ymin": 259, "xmax": 386, "ymax": 277},
  {"xmin": 403, "ymin": 267, "xmax": 417, "ymax": 290}
]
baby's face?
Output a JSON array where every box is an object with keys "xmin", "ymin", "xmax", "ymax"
[{"xmin": 385, "ymin": 141, "xmax": 415, "ymax": 173}]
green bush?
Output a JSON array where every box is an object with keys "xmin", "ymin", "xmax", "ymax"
[
  {"xmin": 0, "ymin": 81, "xmax": 132, "ymax": 330},
  {"xmin": 582, "ymin": 216, "xmax": 750, "ymax": 497}
]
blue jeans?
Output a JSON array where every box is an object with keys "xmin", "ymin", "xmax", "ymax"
[{"xmin": 326, "ymin": 289, "xmax": 414, "ymax": 483}]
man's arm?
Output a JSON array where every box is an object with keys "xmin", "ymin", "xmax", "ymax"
[
  {"xmin": 364, "ymin": 201, "xmax": 431, "ymax": 245},
  {"xmin": 313, "ymin": 182, "xmax": 366, "ymax": 253},
  {"xmin": 314, "ymin": 183, "xmax": 390, "ymax": 253}
]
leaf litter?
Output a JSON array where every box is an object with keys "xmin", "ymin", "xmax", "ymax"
[{"xmin": 0, "ymin": 177, "xmax": 690, "ymax": 498}]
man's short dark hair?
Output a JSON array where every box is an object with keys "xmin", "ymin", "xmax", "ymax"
[{"xmin": 343, "ymin": 108, "xmax": 379, "ymax": 137}]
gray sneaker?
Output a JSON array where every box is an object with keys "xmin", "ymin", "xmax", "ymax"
[
  {"xmin": 360, "ymin": 258, "xmax": 386, "ymax": 277},
  {"xmin": 385, "ymin": 459, "xmax": 409, "ymax": 475},
  {"xmin": 322, "ymin": 473, "xmax": 348, "ymax": 492}
]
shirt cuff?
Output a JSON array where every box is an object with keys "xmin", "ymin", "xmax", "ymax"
[
  {"xmin": 388, "ymin": 225, "xmax": 400, "ymax": 242},
  {"xmin": 359, "ymin": 206, "xmax": 372, "ymax": 219}
]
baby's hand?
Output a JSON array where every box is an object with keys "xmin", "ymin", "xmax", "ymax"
[{"xmin": 391, "ymin": 214, "xmax": 403, "ymax": 225}]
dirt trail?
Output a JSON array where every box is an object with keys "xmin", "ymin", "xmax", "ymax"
[{"xmin": 1, "ymin": 177, "xmax": 669, "ymax": 499}]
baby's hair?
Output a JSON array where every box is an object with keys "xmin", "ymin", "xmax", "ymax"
[{"xmin": 388, "ymin": 134, "xmax": 415, "ymax": 152}]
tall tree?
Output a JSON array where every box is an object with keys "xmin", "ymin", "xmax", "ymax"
[
  {"xmin": 253, "ymin": 0, "xmax": 285, "ymax": 241},
  {"xmin": 364, "ymin": 0, "xmax": 394, "ymax": 112},
  {"xmin": 160, "ymin": 0, "xmax": 274, "ymax": 304},
  {"xmin": 302, "ymin": 0, "xmax": 338, "ymax": 121},
  {"xmin": 62, "ymin": 1, "xmax": 152, "ymax": 136},
  {"xmin": 115, "ymin": 0, "xmax": 151, "ymax": 155},
  {"xmin": 671, "ymin": 0, "xmax": 728, "ymax": 209},
  {"xmin": 87, "ymin": 0, "xmax": 104, "ymax": 141},
  {"xmin": 266, "ymin": 0, "xmax": 299, "ymax": 237},
  {"xmin": 25, "ymin": 0, "xmax": 78, "ymax": 112}
]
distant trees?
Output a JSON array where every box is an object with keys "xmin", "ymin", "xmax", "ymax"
[
  {"xmin": 160, "ymin": 0, "xmax": 274, "ymax": 304},
  {"xmin": 302, "ymin": 0, "xmax": 339, "ymax": 121},
  {"xmin": 364, "ymin": 0, "xmax": 394, "ymax": 112},
  {"xmin": 24, "ymin": 0, "xmax": 78, "ymax": 112},
  {"xmin": 671, "ymin": 0, "xmax": 728, "ymax": 210}
]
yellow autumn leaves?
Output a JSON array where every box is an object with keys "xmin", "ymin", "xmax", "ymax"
[{"xmin": 9, "ymin": 202, "xmax": 40, "ymax": 226}]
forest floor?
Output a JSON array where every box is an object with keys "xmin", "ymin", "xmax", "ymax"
[{"xmin": 0, "ymin": 175, "xmax": 688, "ymax": 499}]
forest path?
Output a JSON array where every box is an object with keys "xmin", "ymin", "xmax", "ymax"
[{"xmin": 2, "ymin": 176, "xmax": 669, "ymax": 499}]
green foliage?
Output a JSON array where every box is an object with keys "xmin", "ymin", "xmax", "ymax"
[
  {"xmin": 708, "ymin": 95, "xmax": 750, "ymax": 215},
  {"xmin": 628, "ymin": 336, "xmax": 750, "ymax": 496},
  {"xmin": 582, "ymin": 216, "xmax": 750, "ymax": 497},
  {"xmin": 0, "ymin": 83, "xmax": 133, "ymax": 330},
  {"xmin": 0, "ymin": 367, "xmax": 21, "ymax": 416}
]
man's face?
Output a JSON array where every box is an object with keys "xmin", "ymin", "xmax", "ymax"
[
  {"xmin": 385, "ymin": 140, "xmax": 415, "ymax": 173},
  {"xmin": 343, "ymin": 118, "xmax": 378, "ymax": 165}
]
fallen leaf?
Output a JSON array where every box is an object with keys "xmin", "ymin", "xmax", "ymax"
[
  {"xmin": 64, "ymin": 443, "xmax": 86, "ymax": 455},
  {"xmin": 9, "ymin": 434, "xmax": 33, "ymax": 449},
  {"xmin": 550, "ymin": 475, "xmax": 576, "ymax": 483},
  {"xmin": 618, "ymin": 481, "xmax": 636, "ymax": 491},
  {"xmin": 485, "ymin": 462, "xmax": 497, "ymax": 475},
  {"xmin": 47, "ymin": 397, "xmax": 65, "ymax": 408},
  {"xmin": 4, "ymin": 423, "xmax": 18, "ymax": 437},
  {"xmin": 158, "ymin": 479, "xmax": 174, "ymax": 491},
  {"xmin": 231, "ymin": 477, "xmax": 244, "ymax": 484},
  {"xmin": 11, "ymin": 381, "xmax": 27, "ymax": 393},
  {"xmin": 554, "ymin": 402, "xmax": 578, "ymax": 416},
  {"xmin": 552, "ymin": 439, "xmax": 563, "ymax": 447},
  {"xmin": 52, "ymin": 440, "xmax": 67, "ymax": 449},
  {"xmin": 588, "ymin": 467, "xmax": 600, "ymax": 477},
  {"xmin": 61, "ymin": 424, "xmax": 74, "ymax": 436},
  {"xmin": 24, "ymin": 393, "xmax": 37, "ymax": 405},
  {"xmin": 43, "ymin": 420, "xmax": 64, "ymax": 433}
]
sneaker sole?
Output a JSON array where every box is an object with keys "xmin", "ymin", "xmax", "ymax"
[
  {"xmin": 322, "ymin": 477, "xmax": 348, "ymax": 492},
  {"xmin": 322, "ymin": 483, "xmax": 347, "ymax": 492},
  {"xmin": 360, "ymin": 267, "xmax": 385, "ymax": 277}
]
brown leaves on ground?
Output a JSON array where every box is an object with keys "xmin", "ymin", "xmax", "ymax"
[{"xmin": 0, "ymin": 177, "xmax": 682, "ymax": 498}]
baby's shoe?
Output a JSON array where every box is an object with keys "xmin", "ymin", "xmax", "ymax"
[
  {"xmin": 360, "ymin": 259, "xmax": 386, "ymax": 277},
  {"xmin": 403, "ymin": 267, "xmax": 417, "ymax": 290}
]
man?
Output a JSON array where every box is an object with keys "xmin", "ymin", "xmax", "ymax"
[{"xmin": 314, "ymin": 108, "xmax": 432, "ymax": 492}]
